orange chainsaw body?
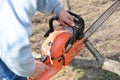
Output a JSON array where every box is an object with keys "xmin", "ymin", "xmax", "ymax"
[
  {"xmin": 33, "ymin": 27, "xmax": 84, "ymax": 80},
  {"xmin": 29, "ymin": 11, "xmax": 85, "ymax": 80}
]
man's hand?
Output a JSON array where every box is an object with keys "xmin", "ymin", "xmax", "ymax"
[
  {"xmin": 57, "ymin": 9, "xmax": 75, "ymax": 27},
  {"xmin": 30, "ymin": 60, "xmax": 49, "ymax": 79}
]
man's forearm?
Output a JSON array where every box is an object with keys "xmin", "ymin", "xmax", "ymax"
[{"xmin": 37, "ymin": 0, "xmax": 63, "ymax": 14}]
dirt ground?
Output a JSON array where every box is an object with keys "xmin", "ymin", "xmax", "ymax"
[{"xmin": 31, "ymin": 0, "xmax": 120, "ymax": 80}]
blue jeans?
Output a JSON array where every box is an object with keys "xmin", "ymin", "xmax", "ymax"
[{"xmin": 0, "ymin": 59, "xmax": 27, "ymax": 80}]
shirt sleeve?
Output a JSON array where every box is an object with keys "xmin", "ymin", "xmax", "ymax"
[{"xmin": 37, "ymin": 0, "xmax": 63, "ymax": 14}]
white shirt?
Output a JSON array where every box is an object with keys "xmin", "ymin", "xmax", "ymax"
[{"xmin": 0, "ymin": 0, "xmax": 62, "ymax": 77}]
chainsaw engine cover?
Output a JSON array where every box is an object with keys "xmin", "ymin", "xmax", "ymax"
[
  {"xmin": 38, "ymin": 27, "xmax": 73, "ymax": 80},
  {"xmin": 41, "ymin": 27, "xmax": 72, "ymax": 58}
]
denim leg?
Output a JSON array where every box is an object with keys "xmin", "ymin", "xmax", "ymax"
[{"xmin": 0, "ymin": 59, "xmax": 27, "ymax": 80}]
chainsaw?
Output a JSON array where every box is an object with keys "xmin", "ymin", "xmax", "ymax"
[
  {"xmin": 30, "ymin": 0, "xmax": 120, "ymax": 80},
  {"xmin": 35, "ymin": 11, "xmax": 84, "ymax": 80}
]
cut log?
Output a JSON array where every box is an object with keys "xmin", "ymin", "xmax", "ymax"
[
  {"xmin": 102, "ymin": 59, "xmax": 120, "ymax": 76},
  {"xmin": 79, "ymin": 59, "xmax": 120, "ymax": 76}
]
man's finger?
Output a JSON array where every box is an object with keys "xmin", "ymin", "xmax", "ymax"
[{"xmin": 66, "ymin": 18, "xmax": 75, "ymax": 27}]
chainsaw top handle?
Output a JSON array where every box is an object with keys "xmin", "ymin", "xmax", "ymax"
[
  {"xmin": 44, "ymin": 11, "xmax": 85, "ymax": 44},
  {"xmin": 44, "ymin": 16, "xmax": 59, "ymax": 37}
]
